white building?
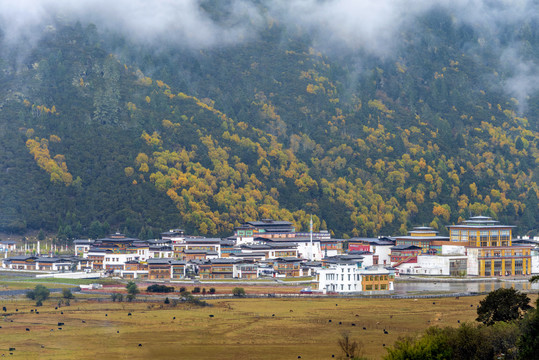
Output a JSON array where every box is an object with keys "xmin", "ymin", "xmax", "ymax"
[
  {"xmin": 397, "ymin": 255, "xmax": 468, "ymax": 276},
  {"xmin": 316, "ymin": 256, "xmax": 395, "ymax": 294}
]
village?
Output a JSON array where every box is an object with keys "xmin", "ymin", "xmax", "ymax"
[{"xmin": 1, "ymin": 215, "xmax": 538, "ymax": 295}]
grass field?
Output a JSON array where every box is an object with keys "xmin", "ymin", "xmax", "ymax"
[{"xmin": 0, "ymin": 294, "xmax": 514, "ymax": 359}]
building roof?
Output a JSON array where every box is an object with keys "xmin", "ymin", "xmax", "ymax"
[
  {"xmin": 209, "ymin": 258, "xmax": 244, "ymax": 264},
  {"xmin": 349, "ymin": 237, "xmax": 395, "ymax": 245},
  {"xmin": 4, "ymin": 255, "xmax": 37, "ymax": 261},
  {"xmin": 231, "ymin": 252, "xmax": 267, "ymax": 258},
  {"xmin": 160, "ymin": 229, "xmax": 185, "ymax": 236},
  {"xmin": 246, "ymin": 219, "xmax": 293, "ymax": 227},
  {"xmin": 395, "ymin": 235, "xmax": 449, "ymax": 241},
  {"xmin": 36, "ymin": 257, "xmax": 71, "ymax": 263},
  {"xmin": 73, "ymin": 239, "xmax": 94, "ymax": 245},
  {"xmin": 147, "ymin": 258, "xmax": 186, "ymax": 265},
  {"xmin": 274, "ymin": 257, "xmax": 302, "ymax": 262},
  {"xmin": 184, "ymin": 237, "xmax": 221, "ymax": 244},
  {"xmin": 324, "ymin": 254, "xmax": 364, "ymax": 265},
  {"xmin": 0, "ymin": 240, "xmax": 17, "ymax": 245},
  {"xmin": 390, "ymin": 245, "xmax": 422, "ymax": 251},
  {"xmin": 448, "ymin": 216, "xmax": 515, "ymax": 228}
]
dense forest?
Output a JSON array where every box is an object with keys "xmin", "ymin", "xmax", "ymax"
[{"xmin": 0, "ymin": 1, "xmax": 537, "ymax": 239}]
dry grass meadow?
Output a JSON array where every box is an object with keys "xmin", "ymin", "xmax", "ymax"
[{"xmin": 0, "ymin": 294, "xmax": 501, "ymax": 359}]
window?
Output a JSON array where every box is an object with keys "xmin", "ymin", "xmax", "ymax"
[
  {"xmin": 450, "ymin": 230, "xmax": 459, "ymax": 241},
  {"xmin": 480, "ymin": 231, "xmax": 488, "ymax": 247},
  {"xmin": 469, "ymin": 231, "xmax": 478, "ymax": 246}
]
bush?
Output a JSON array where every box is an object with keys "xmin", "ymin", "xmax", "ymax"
[
  {"xmin": 126, "ymin": 281, "xmax": 139, "ymax": 302},
  {"xmin": 164, "ymin": 297, "xmax": 170, "ymax": 304},
  {"xmin": 179, "ymin": 287, "xmax": 186, "ymax": 293},
  {"xmin": 26, "ymin": 285, "xmax": 50, "ymax": 306},
  {"xmin": 209, "ymin": 288, "xmax": 216, "ymax": 294},
  {"xmin": 192, "ymin": 287, "xmax": 201, "ymax": 293},
  {"xmin": 232, "ymin": 287, "xmax": 245, "ymax": 297},
  {"xmin": 147, "ymin": 284, "xmax": 174, "ymax": 293},
  {"xmin": 62, "ymin": 288, "xmax": 74, "ymax": 299},
  {"xmin": 476, "ymin": 288, "xmax": 531, "ymax": 326}
]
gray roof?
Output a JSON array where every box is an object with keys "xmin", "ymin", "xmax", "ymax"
[{"xmin": 391, "ymin": 245, "xmax": 422, "ymax": 251}]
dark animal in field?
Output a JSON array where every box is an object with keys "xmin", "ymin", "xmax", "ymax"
[
  {"xmin": 138, "ymin": 344, "xmax": 142, "ymax": 347},
  {"xmin": 57, "ymin": 322, "xmax": 64, "ymax": 326},
  {"xmin": 384, "ymin": 329, "xmax": 389, "ymax": 334},
  {"xmin": 128, "ymin": 313, "xmax": 132, "ymax": 316},
  {"xmin": 2, "ymin": 307, "xmax": 6, "ymax": 312},
  {"xmin": 209, "ymin": 315, "xmax": 214, "ymax": 318},
  {"xmin": 25, "ymin": 328, "xmax": 29, "ymax": 331},
  {"xmin": 363, "ymin": 327, "xmax": 366, "ymax": 330}
]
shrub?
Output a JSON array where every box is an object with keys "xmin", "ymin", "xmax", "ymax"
[
  {"xmin": 192, "ymin": 287, "xmax": 201, "ymax": 293},
  {"xmin": 147, "ymin": 284, "xmax": 174, "ymax": 293},
  {"xmin": 62, "ymin": 288, "xmax": 74, "ymax": 299},
  {"xmin": 179, "ymin": 287, "xmax": 186, "ymax": 293},
  {"xmin": 164, "ymin": 297, "xmax": 170, "ymax": 304},
  {"xmin": 232, "ymin": 287, "xmax": 245, "ymax": 297},
  {"xmin": 209, "ymin": 288, "xmax": 216, "ymax": 294},
  {"xmin": 126, "ymin": 281, "xmax": 139, "ymax": 302},
  {"xmin": 26, "ymin": 285, "xmax": 50, "ymax": 306}
]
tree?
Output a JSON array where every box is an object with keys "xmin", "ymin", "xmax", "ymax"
[
  {"xmin": 476, "ymin": 288, "xmax": 531, "ymax": 326},
  {"xmin": 62, "ymin": 288, "xmax": 74, "ymax": 299},
  {"xmin": 26, "ymin": 285, "xmax": 50, "ymax": 306},
  {"xmin": 232, "ymin": 287, "xmax": 245, "ymax": 297},
  {"xmin": 518, "ymin": 307, "xmax": 539, "ymax": 359},
  {"xmin": 126, "ymin": 281, "xmax": 139, "ymax": 302},
  {"xmin": 338, "ymin": 332, "xmax": 365, "ymax": 359}
]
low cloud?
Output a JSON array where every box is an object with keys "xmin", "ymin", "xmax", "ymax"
[{"xmin": 0, "ymin": 0, "xmax": 537, "ymax": 106}]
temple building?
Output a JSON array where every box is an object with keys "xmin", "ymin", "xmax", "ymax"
[{"xmin": 448, "ymin": 216, "xmax": 533, "ymax": 277}]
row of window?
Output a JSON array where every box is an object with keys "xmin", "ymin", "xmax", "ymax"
[
  {"xmin": 364, "ymin": 284, "xmax": 388, "ymax": 290},
  {"xmin": 450, "ymin": 229, "xmax": 511, "ymax": 243}
]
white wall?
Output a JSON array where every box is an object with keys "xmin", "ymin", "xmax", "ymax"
[
  {"xmin": 371, "ymin": 245, "xmax": 391, "ymax": 265},
  {"xmin": 442, "ymin": 245, "xmax": 466, "ymax": 255},
  {"xmin": 531, "ymin": 250, "xmax": 539, "ymax": 274}
]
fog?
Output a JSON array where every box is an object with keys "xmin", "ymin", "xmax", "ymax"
[{"xmin": 0, "ymin": 0, "xmax": 537, "ymax": 105}]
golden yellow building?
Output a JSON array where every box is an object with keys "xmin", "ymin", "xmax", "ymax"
[{"xmin": 448, "ymin": 216, "xmax": 532, "ymax": 277}]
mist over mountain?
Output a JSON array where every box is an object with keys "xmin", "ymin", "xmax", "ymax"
[{"xmin": 0, "ymin": 0, "xmax": 537, "ymax": 239}]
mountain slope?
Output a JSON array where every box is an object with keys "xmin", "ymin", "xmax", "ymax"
[{"xmin": 0, "ymin": 5, "xmax": 537, "ymax": 239}]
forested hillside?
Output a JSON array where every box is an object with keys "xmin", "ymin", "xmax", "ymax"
[{"xmin": 0, "ymin": 1, "xmax": 537, "ymax": 239}]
